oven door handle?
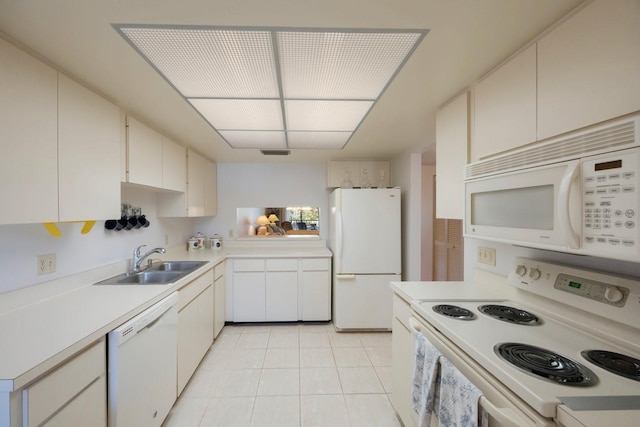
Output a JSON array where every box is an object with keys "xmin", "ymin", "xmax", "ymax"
[
  {"xmin": 479, "ymin": 396, "xmax": 534, "ymax": 427},
  {"xmin": 408, "ymin": 317, "xmax": 423, "ymax": 334}
]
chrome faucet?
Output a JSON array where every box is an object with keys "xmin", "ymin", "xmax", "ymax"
[{"xmin": 132, "ymin": 245, "xmax": 166, "ymax": 272}]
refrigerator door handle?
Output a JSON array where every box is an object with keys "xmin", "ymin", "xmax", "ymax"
[
  {"xmin": 336, "ymin": 274, "xmax": 356, "ymax": 279},
  {"xmin": 336, "ymin": 211, "xmax": 343, "ymax": 273}
]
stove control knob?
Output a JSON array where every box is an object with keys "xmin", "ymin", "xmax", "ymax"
[
  {"xmin": 529, "ymin": 268, "xmax": 541, "ymax": 280},
  {"xmin": 604, "ymin": 286, "xmax": 624, "ymax": 303},
  {"xmin": 515, "ymin": 265, "xmax": 527, "ymax": 277}
]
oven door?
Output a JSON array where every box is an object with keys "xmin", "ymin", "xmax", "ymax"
[
  {"xmin": 408, "ymin": 313, "xmax": 556, "ymax": 427},
  {"xmin": 464, "ymin": 160, "xmax": 581, "ymax": 251}
]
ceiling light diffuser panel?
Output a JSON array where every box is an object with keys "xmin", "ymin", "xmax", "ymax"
[{"xmin": 114, "ymin": 25, "xmax": 427, "ymax": 150}]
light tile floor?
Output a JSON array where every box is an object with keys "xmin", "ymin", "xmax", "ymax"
[{"xmin": 163, "ymin": 322, "xmax": 401, "ymax": 427}]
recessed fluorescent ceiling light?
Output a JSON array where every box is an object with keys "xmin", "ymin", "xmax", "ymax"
[{"xmin": 114, "ymin": 25, "xmax": 427, "ymax": 150}]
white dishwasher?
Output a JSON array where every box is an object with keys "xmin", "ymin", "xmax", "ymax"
[{"xmin": 107, "ymin": 292, "xmax": 178, "ymax": 427}]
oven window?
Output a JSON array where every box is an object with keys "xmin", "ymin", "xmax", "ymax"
[{"xmin": 471, "ymin": 185, "xmax": 554, "ymax": 229}]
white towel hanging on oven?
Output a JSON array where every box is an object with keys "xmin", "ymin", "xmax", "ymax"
[
  {"xmin": 438, "ymin": 356, "xmax": 484, "ymax": 427},
  {"xmin": 412, "ymin": 332, "xmax": 441, "ymax": 427}
]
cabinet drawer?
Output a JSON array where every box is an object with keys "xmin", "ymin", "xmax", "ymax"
[
  {"xmin": 266, "ymin": 258, "xmax": 298, "ymax": 271},
  {"xmin": 178, "ymin": 268, "xmax": 213, "ymax": 311},
  {"xmin": 302, "ymin": 258, "xmax": 329, "ymax": 271},
  {"xmin": 233, "ymin": 259, "xmax": 265, "ymax": 272},
  {"xmin": 214, "ymin": 261, "xmax": 224, "ymax": 280},
  {"xmin": 393, "ymin": 294, "xmax": 412, "ymax": 329},
  {"xmin": 23, "ymin": 338, "xmax": 106, "ymax": 427}
]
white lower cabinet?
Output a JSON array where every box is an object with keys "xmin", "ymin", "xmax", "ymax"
[
  {"xmin": 213, "ymin": 261, "xmax": 225, "ymax": 338},
  {"xmin": 301, "ymin": 258, "xmax": 331, "ymax": 321},
  {"xmin": 391, "ymin": 295, "xmax": 416, "ymax": 427},
  {"xmin": 21, "ymin": 338, "xmax": 107, "ymax": 427},
  {"xmin": 177, "ymin": 269, "xmax": 214, "ymax": 395},
  {"xmin": 230, "ymin": 256, "xmax": 331, "ymax": 322},
  {"xmin": 266, "ymin": 259, "xmax": 298, "ymax": 321}
]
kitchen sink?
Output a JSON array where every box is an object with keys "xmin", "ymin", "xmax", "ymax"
[
  {"xmin": 150, "ymin": 261, "xmax": 208, "ymax": 272},
  {"xmin": 117, "ymin": 271, "xmax": 184, "ymax": 284},
  {"xmin": 94, "ymin": 261, "xmax": 207, "ymax": 285}
]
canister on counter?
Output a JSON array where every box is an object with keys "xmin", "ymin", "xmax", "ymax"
[
  {"xmin": 211, "ymin": 234, "xmax": 223, "ymax": 250},
  {"xmin": 187, "ymin": 237, "xmax": 199, "ymax": 251}
]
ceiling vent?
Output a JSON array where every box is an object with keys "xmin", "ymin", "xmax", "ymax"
[
  {"xmin": 113, "ymin": 25, "xmax": 427, "ymax": 151},
  {"xmin": 260, "ymin": 149, "xmax": 291, "ymax": 156}
]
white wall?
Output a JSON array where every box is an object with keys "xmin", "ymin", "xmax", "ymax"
[
  {"xmin": 0, "ymin": 186, "xmax": 196, "ymax": 294},
  {"xmin": 464, "ymin": 238, "xmax": 640, "ymax": 280},
  {"xmin": 421, "ymin": 165, "xmax": 436, "ymax": 280},
  {"xmin": 391, "ymin": 152, "xmax": 423, "ymax": 281},
  {"xmin": 195, "ymin": 162, "xmax": 329, "ymax": 242}
]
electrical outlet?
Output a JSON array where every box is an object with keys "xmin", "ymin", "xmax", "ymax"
[
  {"xmin": 37, "ymin": 253, "xmax": 56, "ymax": 275},
  {"xmin": 228, "ymin": 229, "xmax": 234, "ymax": 238},
  {"xmin": 478, "ymin": 246, "xmax": 496, "ymax": 266}
]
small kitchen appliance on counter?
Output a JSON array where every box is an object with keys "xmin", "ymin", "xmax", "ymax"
[{"xmin": 408, "ymin": 257, "xmax": 640, "ymax": 426}]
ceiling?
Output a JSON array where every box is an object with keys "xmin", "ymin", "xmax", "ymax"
[{"xmin": 0, "ymin": 0, "xmax": 583, "ymax": 165}]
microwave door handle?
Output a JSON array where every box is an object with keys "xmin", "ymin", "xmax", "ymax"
[{"xmin": 558, "ymin": 161, "xmax": 581, "ymax": 249}]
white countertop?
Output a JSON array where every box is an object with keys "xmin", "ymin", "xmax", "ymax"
[{"xmin": 0, "ymin": 245, "xmax": 331, "ymax": 392}]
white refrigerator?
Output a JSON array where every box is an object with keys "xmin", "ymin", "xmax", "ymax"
[{"xmin": 329, "ymin": 188, "xmax": 401, "ymax": 330}]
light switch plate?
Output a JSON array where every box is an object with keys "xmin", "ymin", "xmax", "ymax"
[{"xmin": 478, "ymin": 246, "xmax": 496, "ymax": 266}]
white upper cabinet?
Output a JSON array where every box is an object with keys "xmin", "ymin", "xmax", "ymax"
[
  {"xmin": 327, "ymin": 160, "xmax": 390, "ymax": 188},
  {"xmin": 0, "ymin": 37, "xmax": 58, "ymax": 224},
  {"xmin": 436, "ymin": 91, "xmax": 469, "ymax": 219},
  {"xmin": 187, "ymin": 149, "xmax": 217, "ymax": 217},
  {"xmin": 162, "ymin": 137, "xmax": 187, "ymax": 192},
  {"xmin": 473, "ymin": 44, "xmax": 537, "ymax": 161},
  {"xmin": 126, "ymin": 116, "xmax": 164, "ymax": 188},
  {"xmin": 58, "ymin": 74, "xmax": 120, "ymax": 221},
  {"xmin": 126, "ymin": 116, "xmax": 189, "ymax": 192},
  {"xmin": 1, "ymin": 38, "xmax": 119, "ymax": 224},
  {"xmin": 537, "ymin": 0, "xmax": 640, "ymax": 140}
]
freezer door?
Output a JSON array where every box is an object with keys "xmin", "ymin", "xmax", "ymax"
[
  {"xmin": 337, "ymin": 189, "xmax": 401, "ymax": 274},
  {"xmin": 333, "ymin": 274, "xmax": 399, "ymax": 330}
]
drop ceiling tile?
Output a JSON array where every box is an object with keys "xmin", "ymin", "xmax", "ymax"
[
  {"xmin": 285, "ymin": 100, "xmax": 373, "ymax": 131},
  {"xmin": 287, "ymin": 131, "xmax": 352, "ymax": 149},
  {"xmin": 219, "ymin": 130, "xmax": 286, "ymax": 149},
  {"xmin": 277, "ymin": 31, "xmax": 423, "ymax": 99},
  {"xmin": 190, "ymin": 99, "xmax": 283, "ymax": 130},
  {"xmin": 117, "ymin": 26, "xmax": 279, "ymax": 98}
]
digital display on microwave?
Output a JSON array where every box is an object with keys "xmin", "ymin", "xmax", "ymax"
[
  {"xmin": 568, "ymin": 281, "xmax": 582, "ymax": 289},
  {"xmin": 594, "ymin": 159, "xmax": 622, "ymax": 171}
]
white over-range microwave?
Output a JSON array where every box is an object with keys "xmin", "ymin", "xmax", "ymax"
[{"xmin": 465, "ymin": 113, "xmax": 640, "ymax": 262}]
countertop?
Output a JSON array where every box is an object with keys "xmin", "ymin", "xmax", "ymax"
[{"xmin": 0, "ymin": 244, "xmax": 331, "ymax": 392}]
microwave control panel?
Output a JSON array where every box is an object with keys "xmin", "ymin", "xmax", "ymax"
[{"xmin": 582, "ymin": 148, "xmax": 638, "ymax": 256}]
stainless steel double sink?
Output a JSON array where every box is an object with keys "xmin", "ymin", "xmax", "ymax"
[{"xmin": 95, "ymin": 261, "xmax": 208, "ymax": 285}]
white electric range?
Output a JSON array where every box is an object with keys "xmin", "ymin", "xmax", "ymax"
[{"xmin": 409, "ymin": 257, "xmax": 640, "ymax": 427}]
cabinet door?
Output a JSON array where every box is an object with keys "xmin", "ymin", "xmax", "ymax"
[
  {"xmin": 266, "ymin": 271, "xmax": 298, "ymax": 321},
  {"xmin": 162, "ymin": 137, "xmax": 187, "ymax": 192},
  {"xmin": 391, "ymin": 317, "xmax": 415, "ymax": 427},
  {"xmin": 233, "ymin": 272, "xmax": 266, "ymax": 322},
  {"xmin": 474, "ymin": 44, "xmax": 537, "ymax": 160},
  {"xmin": 359, "ymin": 160, "xmax": 390, "ymax": 188},
  {"xmin": 177, "ymin": 298, "xmax": 199, "ymax": 394},
  {"xmin": 187, "ymin": 149, "xmax": 205, "ymax": 217},
  {"xmin": 327, "ymin": 160, "xmax": 360, "ymax": 188},
  {"xmin": 45, "ymin": 376, "xmax": 107, "ymax": 427},
  {"xmin": 58, "ymin": 74, "xmax": 120, "ymax": 221},
  {"xmin": 435, "ymin": 91, "xmax": 468, "ymax": 219},
  {"xmin": 0, "ymin": 38, "xmax": 58, "ymax": 224},
  {"xmin": 301, "ymin": 270, "xmax": 330, "ymax": 321},
  {"xmin": 127, "ymin": 116, "xmax": 163, "ymax": 187},
  {"xmin": 198, "ymin": 284, "xmax": 215, "ymax": 356},
  {"xmin": 537, "ymin": 0, "xmax": 640, "ymax": 140},
  {"xmin": 204, "ymin": 159, "xmax": 217, "ymax": 216},
  {"xmin": 214, "ymin": 274, "xmax": 226, "ymax": 337}
]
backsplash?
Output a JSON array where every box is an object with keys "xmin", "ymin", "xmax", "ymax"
[{"xmin": 0, "ymin": 186, "xmax": 196, "ymax": 294}]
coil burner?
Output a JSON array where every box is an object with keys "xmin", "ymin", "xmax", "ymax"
[
  {"xmin": 479, "ymin": 304, "xmax": 540, "ymax": 325},
  {"xmin": 432, "ymin": 304, "xmax": 476, "ymax": 320},
  {"xmin": 495, "ymin": 343, "xmax": 597, "ymax": 386},
  {"xmin": 581, "ymin": 350, "xmax": 640, "ymax": 382}
]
